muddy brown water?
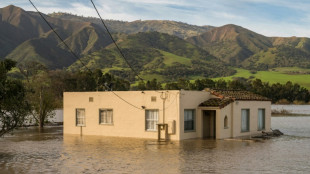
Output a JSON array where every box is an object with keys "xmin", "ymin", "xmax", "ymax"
[{"xmin": 1, "ymin": 117, "xmax": 310, "ymax": 174}]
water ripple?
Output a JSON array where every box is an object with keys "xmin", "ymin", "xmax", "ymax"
[{"xmin": 0, "ymin": 120, "xmax": 310, "ymax": 173}]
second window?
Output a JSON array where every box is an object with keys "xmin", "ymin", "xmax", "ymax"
[
  {"xmin": 241, "ymin": 109, "xmax": 250, "ymax": 132},
  {"xmin": 145, "ymin": 110, "xmax": 159, "ymax": 131},
  {"xmin": 99, "ymin": 109, "xmax": 113, "ymax": 124},
  {"xmin": 184, "ymin": 109, "xmax": 195, "ymax": 131}
]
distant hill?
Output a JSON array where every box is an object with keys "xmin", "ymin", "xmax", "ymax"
[
  {"xmin": 68, "ymin": 32, "xmax": 235, "ymax": 81},
  {"xmin": 49, "ymin": 12, "xmax": 214, "ymax": 39},
  {"xmin": 243, "ymin": 43, "xmax": 310, "ymax": 70},
  {"xmin": 187, "ymin": 24, "xmax": 272, "ymax": 66},
  {"xmin": 1, "ymin": 5, "xmax": 112, "ymax": 69},
  {"xmin": 187, "ymin": 24, "xmax": 310, "ymax": 70},
  {"xmin": 6, "ymin": 32, "xmax": 75, "ymax": 69},
  {"xmin": 0, "ymin": 5, "xmax": 51, "ymax": 58},
  {"xmin": 1, "ymin": 5, "xmax": 310, "ymax": 83}
]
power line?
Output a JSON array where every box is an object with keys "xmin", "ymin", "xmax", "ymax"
[
  {"xmin": 28, "ymin": 0, "xmax": 146, "ymax": 111},
  {"xmin": 105, "ymin": 85, "xmax": 177, "ymax": 111},
  {"xmin": 90, "ymin": 0, "xmax": 149, "ymax": 110},
  {"xmin": 111, "ymin": 91, "xmax": 144, "ymax": 110},
  {"xmin": 90, "ymin": 0, "xmax": 144, "ymax": 81},
  {"xmin": 28, "ymin": 0, "xmax": 92, "ymax": 74},
  {"xmin": 103, "ymin": 83, "xmax": 143, "ymax": 110}
]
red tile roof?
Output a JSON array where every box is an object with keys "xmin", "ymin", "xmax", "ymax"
[
  {"xmin": 199, "ymin": 98, "xmax": 233, "ymax": 108},
  {"xmin": 199, "ymin": 90, "xmax": 270, "ymax": 108},
  {"xmin": 211, "ymin": 90, "xmax": 271, "ymax": 101}
]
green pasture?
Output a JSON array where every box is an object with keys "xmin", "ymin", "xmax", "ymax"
[{"xmin": 213, "ymin": 68, "xmax": 310, "ymax": 89}]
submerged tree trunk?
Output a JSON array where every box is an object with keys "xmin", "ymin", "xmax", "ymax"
[
  {"xmin": 39, "ymin": 87, "xmax": 43, "ymax": 128},
  {"xmin": 39, "ymin": 119, "xmax": 44, "ymax": 128}
]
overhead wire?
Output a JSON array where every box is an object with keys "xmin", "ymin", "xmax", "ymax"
[
  {"xmin": 105, "ymin": 85, "xmax": 178, "ymax": 111},
  {"xmin": 29, "ymin": 0, "xmax": 144, "ymax": 110},
  {"xmin": 89, "ymin": 0, "xmax": 144, "ymax": 81},
  {"xmin": 90, "ymin": 0, "xmax": 171, "ymax": 109},
  {"xmin": 28, "ymin": 0, "xmax": 92, "ymax": 74},
  {"xmin": 111, "ymin": 91, "xmax": 144, "ymax": 110},
  {"xmin": 90, "ymin": 0, "xmax": 153, "ymax": 110},
  {"xmin": 30, "ymin": 0, "xmax": 168, "ymax": 110}
]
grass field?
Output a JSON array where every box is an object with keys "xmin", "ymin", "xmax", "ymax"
[
  {"xmin": 141, "ymin": 74, "xmax": 165, "ymax": 81},
  {"xmin": 102, "ymin": 67, "xmax": 130, "ymax": 73},
  {"xmin": 272, "ymin": 67, "xmax": 310, "ymax": 73},
  {"xmin": 132, "ymin": 67, "xmax": 310, "ymax": 89},
  {"xmin": 213, "ymin": 68, "xmax": 310, "ymax": 89},
  {"xmin": 160, "ymin": 51, "xmax": 191, "ymax": 66}
]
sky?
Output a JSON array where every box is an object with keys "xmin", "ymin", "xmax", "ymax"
[{"xmin": 2, "ymin": 0, "xmax": 310, "ymax": 37}]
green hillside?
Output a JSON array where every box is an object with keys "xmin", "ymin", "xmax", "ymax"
[
  {"xmin": 6, "ymin": 33, "xmax": 76, "ymax": 69},
  {"xmin": 68, "ymin": 32, "xmax": 235, "ymax": 82},
  {"xmin": 2, "ymin": 5, "xmax": 310, "ymax": 88},
  {"xmin": 243, "ymin": 45, "xmax": 310, "ymax": 70},
  {"xmin": 188, "ymin": 24, "xmax": 310, "ymax": 72},
  {"xmin": 1, "ymin": 5, "xmax": 112, "ymax": 69},
  {"xmin": 0, "ymin": 5, "xmax": 51, "ymax": 58},
  {"xmin": 187, "ymin": 24, "xmax": 272, "ymax": 65},
  {"xmin": 272, "ymin": 37, "xmax": 310, "ymax": 53}
]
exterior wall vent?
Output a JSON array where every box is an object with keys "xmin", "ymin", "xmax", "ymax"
[
  {"xmin": 151, "ymin": 96, "xmax": 156, "ymax": 102},
  {"xmin": 89, "ymin": 97, "xmax": 94, "ymax": 102}
]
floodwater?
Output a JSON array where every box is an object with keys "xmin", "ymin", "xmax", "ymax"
[
  {"xmin": 272, "ymin": 104, "xmax": 310, "ymax": 115},
  {"xmin": 1, "ymin": 118, "xmax": 310, "ymax": 174}
]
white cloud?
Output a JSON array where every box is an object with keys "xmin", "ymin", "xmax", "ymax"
[
  {"xmin": 119, "ymin": 0, "xmax": 182, "ymax": 5},
  {"xmin": 212, "ymin": 11, "xmax": 246, "ymax": 20}
]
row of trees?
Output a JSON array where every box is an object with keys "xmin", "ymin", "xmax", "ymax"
[
  {"xmin": 1, "ymin": 59, "xmax": 310, "ymax": 136},
  {"xmin": 136, "ymin": 78, "xmax": 310, "ymax": 103}
]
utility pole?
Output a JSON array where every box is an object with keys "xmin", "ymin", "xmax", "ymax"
[
  {"xmin": 158, "ymin": 91, "xmax": 168, "ymax": 142},
  {"xmin": 160, "ymin": 92, "xmax": 167, "ymax": 123}
]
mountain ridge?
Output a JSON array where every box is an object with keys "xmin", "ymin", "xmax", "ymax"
[
  {"xmin": 68, "ymin": 31, "xmax": 235, "ymax": 81},
  {"xmin": 1, "ymin": 5, "xmax": 112, "ymax": 68},
  {"xmin": 1, "ymin": 5, "xmax": 310, "ymax": 83},
  {"xmin": 187, "ymin": 24, "xmax": 272, "ymax": 65},
  {"xmin": 48, "ymin": 12, "xmax": 214, "ymax": 39}
]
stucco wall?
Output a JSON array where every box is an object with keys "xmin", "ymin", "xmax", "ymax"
[
  {"xmin": 179, "ymin": 90, "xmax": 211, "ymax": 140},
  {"xmin": 218, "ymin": 103, "xmax": 232, "ymax": 139},
  {"xmin": 198, "ymin": 100, "xmax": 271, "ymax": 139},
  {"xmin": 64, "ymin": 90, "xmax": 271, "ymax": 140},
  {"xmin": 63, "ymin": 90, "xmax": 181, "ymax": 140},
  {"xmin": 232, "ymin": 101, "xmax": 271, "ymax": 137}
]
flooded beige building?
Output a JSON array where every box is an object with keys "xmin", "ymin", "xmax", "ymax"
[{"xmin": 63, "ymin": 90, "xmax": 271, "ymax": 140}]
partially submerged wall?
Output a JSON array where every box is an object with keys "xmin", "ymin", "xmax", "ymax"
[{"xmin": 63, "ymin": 90, "xmax": 181, "ymax": 140}]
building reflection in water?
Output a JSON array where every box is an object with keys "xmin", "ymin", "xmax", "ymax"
[
  {"xmin": 1, "ymin": 120, "xmax": 310, "ymax": 174},
  {"xmin": 62, "ymin": 135, "xmax": 251, "ymax": 174}
]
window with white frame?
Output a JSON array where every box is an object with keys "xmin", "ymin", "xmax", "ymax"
[
  {"xmin": 99, "ymin": 109, "xmax": 113, "ymax": 124},
  {"xmin": 184, "ymin": 109, "xmax": 195, "ymax": 131},
  {"xmin": 258, "ymin": 109, "xmax": 265, "ymax": 130},
  {"xmin": 76, "ymin": 108, "xmax": 85, "ymax": 126},
  {"xmin": 145, "ymin": 110, "xmax": 158, "ymax": 131},
  {"xmin": 241, "ymin": 109, "xmax": 250, "ymax": 132}
]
